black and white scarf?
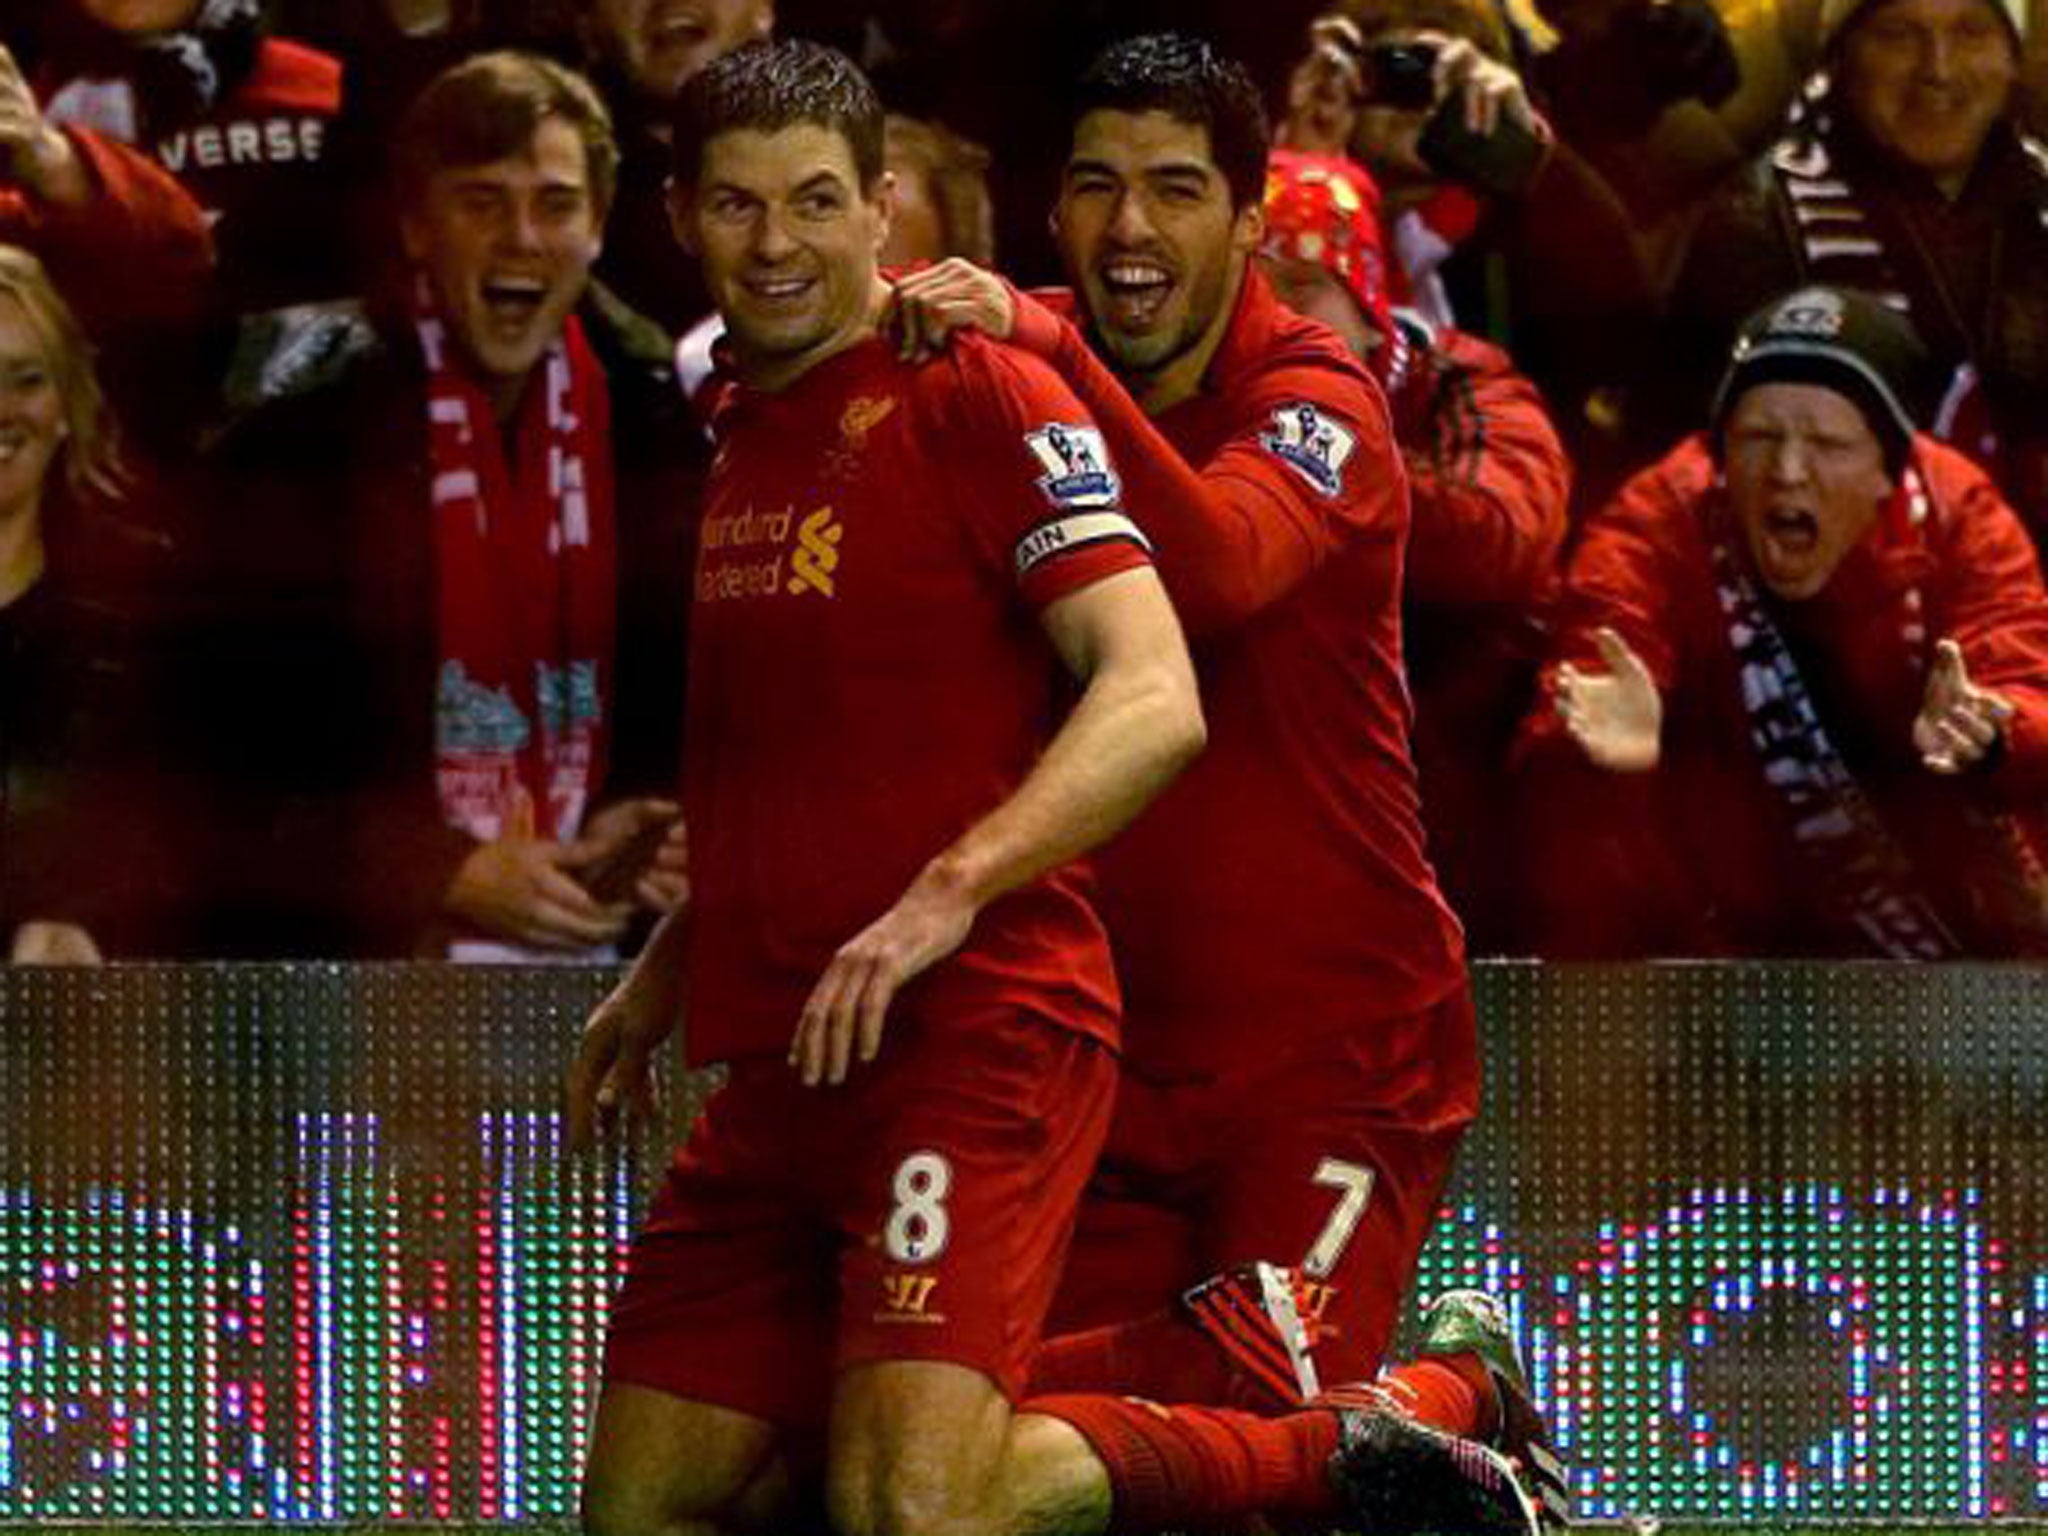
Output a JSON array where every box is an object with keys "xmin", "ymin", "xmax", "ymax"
[
  {"xmin": 1764, "ymin": 87, "xmax": 2048, "ymax": 448},
  {"xmin": 1708, "ymin": 482, "xmax": 2048, "ymax": 956},
  {"xmin": 1710, "ymin": 531, "xmax": 1960, "ymax": 958}
]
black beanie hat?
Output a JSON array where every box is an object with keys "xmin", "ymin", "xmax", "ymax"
[{"xmin": 1710, "ymin": 287, "xmax": 1934, "ymax": 478}]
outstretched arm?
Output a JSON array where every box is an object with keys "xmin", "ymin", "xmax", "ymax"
[
  {"xmin": 893, "ymin": 260, "xmax": 1399, "ymax": 636},
  {"xmin": 1922, "ymin": 458, "xmax": 2048, "ymax": 793},
  {"xmin": 0, "ymin": 45, "xmax": 212, "ymax": 332}
]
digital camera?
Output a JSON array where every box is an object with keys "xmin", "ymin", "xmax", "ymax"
[{"xmin": 1365, "ymin": 40, "xmax": 1439, "ymax": 109}]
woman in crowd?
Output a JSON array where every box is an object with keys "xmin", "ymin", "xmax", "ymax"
[{"xmin": 0, "ymin": 244, "xmax": 183, "ymax": 961}]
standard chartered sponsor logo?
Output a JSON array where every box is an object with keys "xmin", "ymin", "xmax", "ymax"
[
  {"xmin": 695, "ymin": 504, "xmax": 843, "ymax": 603},
  {"xmin": 787, "ymin": 508, "xmax": 843, "ymax": 597}
]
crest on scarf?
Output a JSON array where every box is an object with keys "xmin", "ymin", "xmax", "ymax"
[{"xmin": 437, "ymin": 662, "xmax": 531, "ymax": 756}]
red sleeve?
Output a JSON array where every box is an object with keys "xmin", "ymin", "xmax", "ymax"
[
  {"xmin": 1919, "ymin": 445, "xmax": 2048, "ymax": 797},
  {"xmin": 1403, "ymin": 330, "xmax": 1572, "ymax": 607},
  {"xmin": 1519, "ymin": 443, "xmax": 1709, "ymax": 759},
  {"xmin": 1513, "ymin": 444, "xmax": 1715, "ymax": 957},
  {"xmin": 0, "ymin": 127, "xmax": 212, "ymax": 334},
  {"xmin": 940, "ymin": 333, "xmax": 1155, "ymax": 612},
  {"xmin": 1011, "ymin": 287, "xmax": 1401, "ymax": 637}
]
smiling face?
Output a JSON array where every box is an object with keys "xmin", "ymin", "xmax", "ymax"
[
  {"xmin": 677, "ymin": 122, "xmax": 889, "ymax": 391},
  {"xmin": 1724, "ymin": 382, "xmax": 1895, "ymax": 600},
  {"xmin": 0, "ymin": 294, "xmax": 67, "ymax": 525},
  {"xmin": 401, "ymin": 116, "xmax": 605, "ymax": 410},
  {"xmin": 1837, "ymin": 0, "xmax": 2017, "ymax": 191},
  {"xmin": 587, "ymin": 0, "xmax": 773, "ymax": 110},
  {"xmin": 1054, "ymin": 108, "xmax": 1262, "ymax": 406}
]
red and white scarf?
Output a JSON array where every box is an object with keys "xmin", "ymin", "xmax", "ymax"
[
  {"xmin": 1387, "ymin": 186, "xmax": 1483, "ymax": 332},
  {"xmin": 414, "ymin": 280, "xmax": 616, "ymax": 848}
]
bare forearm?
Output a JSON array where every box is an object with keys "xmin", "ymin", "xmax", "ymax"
[
  {"xmin": 786, "ymin": 570, "xmax": 1200, "ymax": 1086},
  {"xmin": 919, "ymin": 637, "xmax": 1201, "ymax": 913},
  {"xmin": 620, "ymin": 905, "xmax": 691, "ymax": 1008}
]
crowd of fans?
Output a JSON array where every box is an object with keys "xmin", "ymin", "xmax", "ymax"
[{"xmin": 2, "ymin": 0, "xmax": 2045, "ymax": 963}]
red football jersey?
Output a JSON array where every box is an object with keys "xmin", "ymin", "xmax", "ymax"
[
  {"xmin": 683, "ymin": 333, "xmax": 1153, "ymax": 1065},
  {"xmin": 1029, "ymin": 272, "xmax": 1468, "ymax": 1082}
]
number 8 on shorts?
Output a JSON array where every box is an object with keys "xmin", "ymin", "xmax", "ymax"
[{"xmin": 885, "ymin": 1150, "xmax": 954, "ymax": 1264}]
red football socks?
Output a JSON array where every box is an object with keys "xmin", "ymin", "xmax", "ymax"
[
  {"xmin": 1024, "ymin": 1394, "xmax": 1341, "ymax": 1531},
  {"xmin": 1378, "ymin": 1350, "xmax": 1495, "ymax": 1438}
]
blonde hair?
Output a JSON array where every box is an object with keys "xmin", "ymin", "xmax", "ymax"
[
  {"xmin": 884, "ymin": 115, "xmax": 996, "ymax": 266},
  {"xmin": 0, "ymin": 246, "xmax": 125, "ymax": 505}
]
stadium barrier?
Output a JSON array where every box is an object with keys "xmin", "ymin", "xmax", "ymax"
[{"xmin": 1, "ymin": 962, "xmax": 2042, "ymax": 1523}]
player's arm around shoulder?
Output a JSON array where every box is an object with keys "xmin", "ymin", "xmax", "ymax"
[
  {"xmin": 1234, "ymin": 344, "xmax": 1404, "ymax": 533},
  {"xmin": 1173, "ymin": 353, "xmax": 1405, "ymax": 629}
]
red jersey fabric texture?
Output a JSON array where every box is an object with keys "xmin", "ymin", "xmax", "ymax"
[
  {"xmin": 608, "ymin": 1015, "xmax": 1116, "ymax": 1426},
  {"xmin": 1522, "ymin": 433, "xmax": 2048, "ymax": 956},
  {"xmin": 1397, "ymin": 324, "xmax": 1571, "ymax": 609},
  {"xmin": 683, "ymin": 332, "xmax": 1152, "ymax": 1066},
  {"xmin": 1022, "ymin": 272, "xmax": 1469, "ymax": 1088},
  {"xmin": 1397, "ymin": 321, "xmax": 1573, "ymax": 952},
  {"xmin": 0, "ymin": 128, "xmax": 212, "ymax": 333}
]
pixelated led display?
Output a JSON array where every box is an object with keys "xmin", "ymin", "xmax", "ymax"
[{"xmin": 3, "ymin": 963, "xmax": 2045, "ymax": 1522}]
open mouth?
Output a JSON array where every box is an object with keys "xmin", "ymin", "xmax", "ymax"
[
  {"xmin": 0, "ymin": 427, "xmax": 35, "ymax": 466},
  {"xmin": 1098, "ymin": 258, "xmax": 1176, "ymax": 331},
  {"xmin": 480, "ymin": 277, "xmax": 549, "ymax": 332},
  {"xmin": 1761, "ymin": 507, "xmax": 1820, "ymax": 557}
]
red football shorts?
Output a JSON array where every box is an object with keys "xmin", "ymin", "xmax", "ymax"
[
  {"xmin": 604, "ymin": 1012, "xmax": 1116, "ymax": 1430},
  {"xmin": 1048, "ymin": 984, "xmax": 1479, "ymax": 1382}
]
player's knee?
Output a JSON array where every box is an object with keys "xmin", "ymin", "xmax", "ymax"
[
  {"xmin": 828, "ymin": 1457, "xmax": 991, "ymax": 1536},
  {"xmin": 578, "ymin": 1471, "xmax": 652, "ymax": 1536},
  {"xmin": 580, "ymin": 1467, "xmax": 714, "ymax": 1536}
]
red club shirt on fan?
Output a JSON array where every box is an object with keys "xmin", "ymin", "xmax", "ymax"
[
  {"xmin": 683, "ymin": 332, "xmax": 1153, "ymax": 1067},
  {"xmin": 1017, "ymin": 270, "xmax": 1468, "ymax": 1085}
]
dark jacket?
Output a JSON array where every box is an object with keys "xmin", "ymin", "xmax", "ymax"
[
  {"xmin": 187, "ymin": 288, "xmax": 698, "ymax": 956},
  {"xmin": 0, "ymin": 497, "xmax": 189, "ymax": 954},
  {"xmin": 1657, "ymin": 106, "xmax": 2048, "ymax": 538},
  {"xmin": 38, "ymin": 11, "xmax": 349, "ymax": 315}
]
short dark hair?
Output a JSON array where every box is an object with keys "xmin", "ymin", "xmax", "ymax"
[
  {"xmin": 1071, "ymin": 34, "xmax": 1270, "ymax": 210},
  {"xmin": 671, "ymin": 39, "xmax": 885, "ymax": 190},
  {"xmin": 396, "ymin": 51, "xmax": 619, "ymax": 213}
]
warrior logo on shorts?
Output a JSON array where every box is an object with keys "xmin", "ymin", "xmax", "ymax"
[
  {"xmin": 880, "ymin": 1273, "xmax": 942, "ymax": 1318},
  {"xmin": 1025, "ymin": 423, "xmax": 1120, "ymax": 511},
  {"xmin": 1262, "ymin": 402, "xmax": 1357, "ymax": 497}
]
